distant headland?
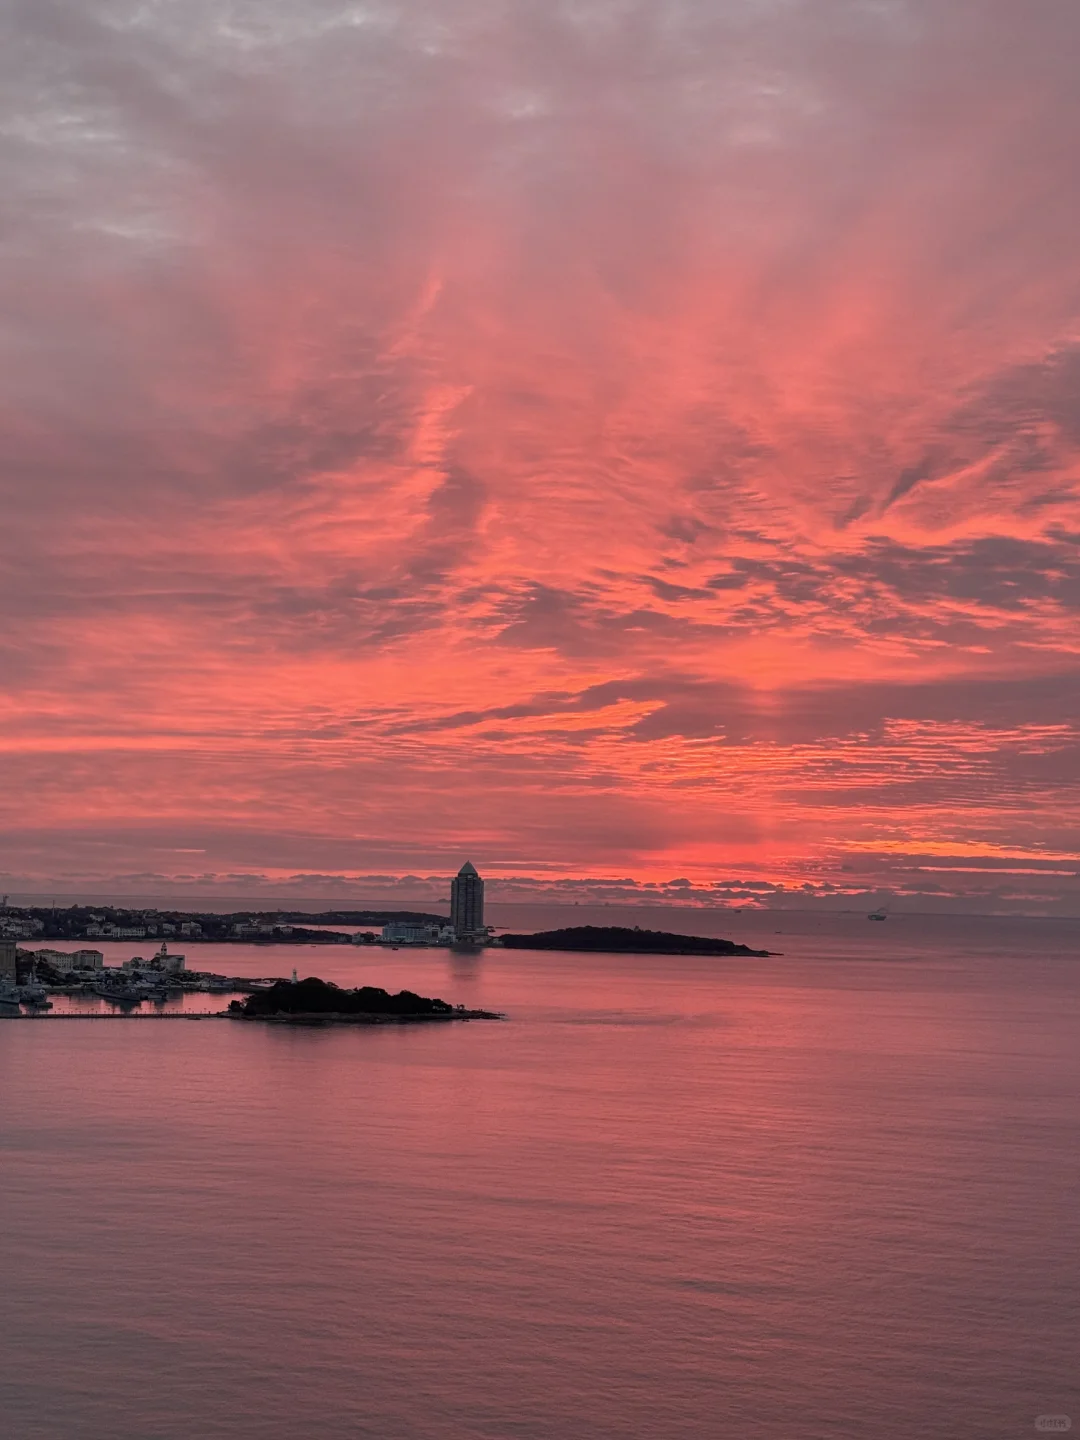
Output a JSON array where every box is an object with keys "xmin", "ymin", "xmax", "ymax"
[
  {"xmin": 1, "ymin": 867, "xmax": 775, "ymax": 965},
  {"xmin": 0, "ymin": 902, "xmax": 446, "ymax": 947},
  {"xmin": 499, "ymin": 925, "xmax": 774, "ymax": 957},
  {"xmin": 0, "ymin": 860, "xmax": 494, "ymax": 949}
]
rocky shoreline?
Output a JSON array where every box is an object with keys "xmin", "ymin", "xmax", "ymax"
[
  {"xmin": 228, "ymin": 976, "xmax": 503, "ymax": 1025},
  {"xmin": 233, "ymin": 1008, "xmax": 503, "ymax": 1027}
]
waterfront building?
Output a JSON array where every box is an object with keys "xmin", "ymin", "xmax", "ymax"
[
  {"xmin": 70, "ymin": 949, "xmax": 104, "ymax": 971},
  {"xmin": 0, "ymin": 937, "xmax": 15, "ymax": 983},
  {"xmin": 450, "ymin": 862, "xmax": 485, "ymax": 939},
  {"xmin": 0, "ymin": 918, "xmax": 40, "ymax": 938},
  {"xmin": 27, "ymin": 948, "xmax": 72, "ymax": 968},
  {"xmin": 149, "ymin": 943, "xmax": 185, "ymax": 973},
  {"xmin": 381, "ymin": 922, "xmax": 440, "ymax": 945},
  {"xmin": 29, "ymin": 947, "xmax": 104, "ymax": 973},
  {"xmin": 122, "ymin": 945, "xmax": 185, "ymax": 975}
]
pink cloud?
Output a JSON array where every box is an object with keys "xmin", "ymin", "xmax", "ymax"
[{"xmin": 1, "ymin": 0, "xmax": 1078, "ymax": 908}]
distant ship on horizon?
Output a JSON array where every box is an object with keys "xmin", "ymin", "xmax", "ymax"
[{"xmin": 868, "ymin": 908, "xmax": 888, "ymax": 921}]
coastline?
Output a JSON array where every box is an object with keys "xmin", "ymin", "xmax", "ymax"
[
  {"xmin": 9, "ymin": 1007, "xmax": 504, "ymax": 1025},
  {"xmin": 231, "ymin": 1008, "xmax": 503, "ymax": 1026}
]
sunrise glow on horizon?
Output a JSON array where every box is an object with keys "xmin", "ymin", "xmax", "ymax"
[{"xmin": 2, "ymin": 0, "xmax": 1079, "ymax": 912}]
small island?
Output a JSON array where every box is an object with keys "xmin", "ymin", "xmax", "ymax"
[
  {"xmin": 229, "ymin": 976, "xmax": 502, "ymax": 1026},
  {"xmin": 498, "ymin": 925, "xmax": 773, "ymax": 957}
]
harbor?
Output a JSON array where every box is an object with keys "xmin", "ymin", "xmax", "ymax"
[
  {"xmin": 0, "ymin": 933, "xmax": 296, "ymax": 1019},
  {"xmin": 0, "ymin": 865, "xmax": 501, "ymax": 1020}
]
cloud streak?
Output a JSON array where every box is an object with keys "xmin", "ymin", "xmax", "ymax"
[{"xmin": 1, "ymin": 0, "xmax": 1078, "ymax": 908}]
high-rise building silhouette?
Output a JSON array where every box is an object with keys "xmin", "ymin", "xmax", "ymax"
[{"xmin": 450, "ymin": 861, "xmax": 484, "ymax": 938}]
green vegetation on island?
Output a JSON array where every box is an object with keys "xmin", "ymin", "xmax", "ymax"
[
  {"xmin": 498, "ymin": 925, "xmax": 772, "ymax": 957},
  {"xmin": 229, "ymin": 976, "xmax": 501, "ymax": 1024}
]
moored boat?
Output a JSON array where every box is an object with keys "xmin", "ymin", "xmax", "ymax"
[{"xmin": 93, "ymin": 981, "xmax": 145, "ymax": 1006}]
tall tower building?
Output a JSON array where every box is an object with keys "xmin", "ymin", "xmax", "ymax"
[
  {"xmin": 450, "ymin": 862, "xmax": 485, "ymax": 939},
  {"xmin": 0, "ymin": 938, "xmax": 16, "ymax": 984}
]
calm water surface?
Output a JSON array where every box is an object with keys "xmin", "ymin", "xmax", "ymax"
[{"xmin": 2, "ymin": 910, "xmax": 1078, "ymax": 1439}]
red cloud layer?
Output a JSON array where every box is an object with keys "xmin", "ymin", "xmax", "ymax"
[{"xmin": 1, "ymin": 0, "xmax": 1079, "ymax": 909}]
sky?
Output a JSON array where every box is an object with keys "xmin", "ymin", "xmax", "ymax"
[{"xmin": 1, "ymin": 0, "xmax": 1079, "ymax": 911}]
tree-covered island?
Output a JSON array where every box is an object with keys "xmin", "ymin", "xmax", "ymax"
[
  {"xmin": 229, "ymin": 976, "xmax": 501, "ymax": 1025},
  {"xmin": 498, "ymin": 925, "xmax": 773, "ymax": 957}
]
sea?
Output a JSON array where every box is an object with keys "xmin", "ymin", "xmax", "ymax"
[{"xmin": 1, "ymin": 906, "xmax": 1078, "ymax": 1440}]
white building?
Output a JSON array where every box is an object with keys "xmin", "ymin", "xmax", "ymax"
[
  {"xmin": 27, "ymin": 948, "xmax": 103, "ymax": 973},
  {"xmin": 147, "ymin": 943, "xmax": 186, "ymax": 973},
  {"xmin": 123, "ymin": 945, "xmax": 185, "ymax": 974},
  {"xmin": 0, "ymin": 920, "xmax": 35, "ymax": 939},
  {"xmin": 381, "ymin": 922, "xmax": 441, "ymax": 945}
]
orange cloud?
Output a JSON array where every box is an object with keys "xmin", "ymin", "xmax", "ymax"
[{"xmin": 0, "ymin": 1, "xmax": 1078, "ymax": 909}]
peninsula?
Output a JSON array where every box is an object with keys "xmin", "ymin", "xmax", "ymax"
[
  {"xmin": 0, "ymin": 903, "xmax": 447, "ymax": 946},
  {"xmin": 0, "ymin": 863, "xmax": 493, "ymax": 950},
  {"xmin": 498, "ymin": 925, "xmax": 773, "ymax": 957},
  {"xmin": 228, "ymin": 976, "xmax": 502, "ymax": 1026}
]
